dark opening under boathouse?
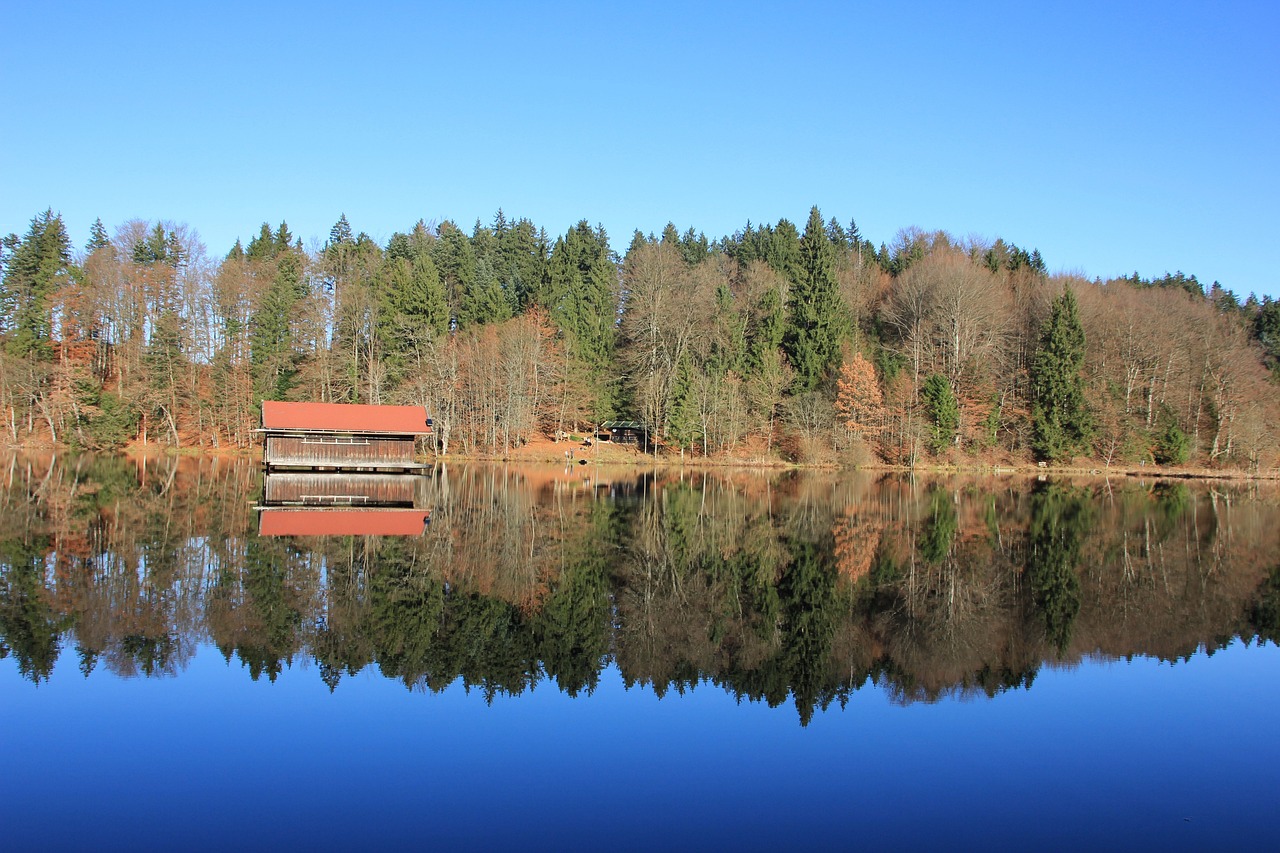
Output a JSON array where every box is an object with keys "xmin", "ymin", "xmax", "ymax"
[{"xmin": 259, "ymin": 401, "xmax": 432, "ymax": 472}]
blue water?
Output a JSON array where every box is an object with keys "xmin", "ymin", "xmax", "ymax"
[{"xmin": 4, "ymin": 640, "xmax": 1278, "ymax": 851}]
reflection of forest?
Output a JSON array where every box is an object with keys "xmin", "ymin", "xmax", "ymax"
[{"xmin": 2, "ymin": 456, "xmax": 1278, "ymax": 723}]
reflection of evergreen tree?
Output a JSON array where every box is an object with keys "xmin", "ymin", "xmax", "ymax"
[
  {"xmin": 534, "ymin": 502, "xmax": 618, "ymax": 696},
  {"xmin": 75, "ymin": 645, "xmax": 99, "ymax": 678},
  {"xmin": 918, "ymin": 488, "xmax": 957, "ymax": 564},
  {"xmin": 0, "ymin": 535, "xmax": 64, "ymax": 682},
  {"xmin": 368, "ymin": 539, "xmax": 445, "ymax": 687},
  {"xmin": 1249, "ymin": 565, "xmax": 1280, "ymax": 646},
  {"xmin": 312, "ymin": 593, "xmax": 375, "ymax": 694},
  {"xmin": 120, "ymin": 632, "xmax": 178, "ymax": 676},
  {"xmin": 221, "ymin": 537, "xmax": 305, "ymax": 682},
  {"xmin": 776, "ymin": 538, "xmax": 840, "ymax": 726},
  {"xmin": 1149, "ymin": 482, "xmax": 1191, "ymax": 542},
  {"xmin": 1026, "ymin": 484, "xmax": 1091, "ymax": 654},
  {"xmin": 435, "ymin": 593, "xmax": 536, "ymax": 699}
]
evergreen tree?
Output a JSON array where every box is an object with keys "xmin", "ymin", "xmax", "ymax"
[
  {"xmin": 250, "ymin": 249, "xmax": 306, "ymax": 402},
  {"xmin": 381, "ymin": 226, "xmax": 448, "ymax": 338},
  {"xmin": 921, "ymin": 373, "xmax": 959, "ymax": 453},
  {"xmin": 1, "ymin": 209, "xmax": 72, "ymax": 357},
  {"xmin": 432, "ymin": 220, "xmax": 477, "ymax": 327},
  {"xmin": 765, "ymin": 219, "xmax": 801, "ymax": 281},
  {"xmin": 678, "ymin": 227, "xmax": 709, "ymax": 266},
  {"xmin": 542, "ymin": 221, "xmax": 618, "ymax": 401},
  {"xmin": 246, "ymin": 222, "xmax": 281, "ymax": 261},
  {"xmin": 457, "ymin": 256, "xmax": 511, "ymax": 328},
  {"xmin": 1153, "ymin": 407, "xmax": 1190, "ymax": 465},
  {"xmin": 1031, "ymin": 287, "xmax": 1092, "ymax": 461},
  {"xmin": 86, "ymin": 218, "xmax": 110, "ymax": 253},
  {"xmin": 785, "ymin": 207, "xmax": 849, "ymax": 392},
  {"xmin": 492, "ymin": 214, "xmax": 546, "ymax": 313},
  {"xmin": 1253, "ymin": 300, "xmax": 1280, "ymax": 376},
  {"xmin": 328, "ymin": 213, "xmax": 353, "ymax": 250}
]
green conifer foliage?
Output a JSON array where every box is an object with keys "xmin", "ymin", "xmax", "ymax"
[
  {"xmin": 1, "ymin": 209, "xmax": 72, "ymax": 357},
  {"xmin": 1253, "ymin": 300, "xmax": 1280, "ymax": 376},
  {"xmin": 1027, "ymin": 483, "xmax": 1089, "ymax": 654},
  {"xmin": 1153, "ymin": 407, "xmax": 1191, "ymax": 465},
  {"xmin": 86, "ymin": 218, "xmax": 111, "ymax": 253},
  {"xmin": 1031, "ymin": 287, "xmax": 1092, "ymax": 461},
  {"xmin": 921, "ymin": 373, "xmax": 959, "ymax": 453},
  {"xmin": 545, "ymin": 224, "xmax": 617, "ymax": 364},
  {"xmin": 785, "ymin": 207, "xmax": 849, "ymax": 392}
]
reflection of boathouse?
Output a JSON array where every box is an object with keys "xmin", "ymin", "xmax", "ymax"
[
  {"xmin": 259, "ymin": 401, "xmax": 431, "ymax": 472},
  {"xmin": 257, "ymin": 472, "xmax": 431, "ymax": 537},
  {"xmin": 258, "ymin": 508, "xmax": 430, "ymax": 537},
  {"xmin": 263, "ymin": 472, "xmax": 418, "ymax": 506}
]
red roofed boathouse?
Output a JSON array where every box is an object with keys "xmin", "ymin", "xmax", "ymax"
[{"xmin": 259, "ymin": 401, "xmax": 432, "ymax": 473}]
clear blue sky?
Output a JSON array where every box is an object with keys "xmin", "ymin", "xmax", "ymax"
[{"xmin": 3, "ymin": 1, "xmax": 1276, "ymax": 297}]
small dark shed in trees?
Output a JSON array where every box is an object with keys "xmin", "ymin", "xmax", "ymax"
[
  {"xmin": 598, "ymin": 420, "xmax": 649, "ymax": 449},
  {"xmin": 259, "ymin": 401, "xmax": 432, "ymax": 472}
]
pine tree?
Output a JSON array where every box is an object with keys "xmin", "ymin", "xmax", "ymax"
[
  {"xmin": 1031, "ymin": 287, "xmax": 1092, "ymax": 461},
  {"xmin": 432, "ymin": 220, "xmax": 476, "ymax": 327},
  {"xmin": 328, "ymin": 214, "xmax": 353, "ymax": 250},
  {"xmin": 250, "ymin": 246, "xmax": 307, "ymax": 402},
  {"xmin": 921, "ymin": 373, "xmax": 959, "ymax": 453},
  {"xmin": 543, "ymin": 222, "xmax": 619, "ymax": 417},
  {"xmin": 785, "ymin": 207, "xmax": 849, "ymax": 392},
  {"xmin": 1, "ymin": 209, "xmax": 72, "ymax": 357},
  {"xmin": 86, "ymin": 218, "xmax": 110, "ymax": 253}
]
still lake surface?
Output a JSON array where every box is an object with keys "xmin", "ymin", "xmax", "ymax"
[{"xmin": 2, "ymin": 456, "xmax": 1279, "ymax": 850}]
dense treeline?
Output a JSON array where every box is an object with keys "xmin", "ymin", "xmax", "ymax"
[
  {"xmin": 2, "ymin": 207, "xmax": 1278, "ymax": 468},
  {"xmin": 2, "ymin": 459, "xmax": 1278, "ymax": 722}
]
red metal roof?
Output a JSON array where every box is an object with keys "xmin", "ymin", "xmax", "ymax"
[
  {"xmin": 259, "ymin": 508, "xmax": 430, "ymax": 537},
  {"xmin": 261, "ymin": 401, "xmax": 431, "ymax": 435}
]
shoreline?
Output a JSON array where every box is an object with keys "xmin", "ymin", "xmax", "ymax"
[{"xmin": 4, "ymin": 440, "xmax": 1277, "ymax": 482}]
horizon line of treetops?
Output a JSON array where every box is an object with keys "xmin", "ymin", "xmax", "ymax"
[{"xmin": 2, "ymin": 206, "xmax": 1279, "ymax": 468}]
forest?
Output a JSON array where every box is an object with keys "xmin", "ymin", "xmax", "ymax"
[{"xmin": 2, "ymin": 206, "xmax": 1278, "ymax": 468}]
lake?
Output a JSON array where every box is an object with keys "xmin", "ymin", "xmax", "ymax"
[{"xmin": 2, "ymin": 456, "xmax": 1279, "ymax": 850}]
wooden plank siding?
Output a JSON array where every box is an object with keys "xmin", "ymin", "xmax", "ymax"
[
  {"xmin": 263, "ymin": 472, "xmax": 418, "ymax": 506},
  {"xmin": 263, "ymin": 434, "xmax": 419, "ymax": 471}
]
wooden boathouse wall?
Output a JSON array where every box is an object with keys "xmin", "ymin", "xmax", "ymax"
[
  {"xmin": 263, "ymin": 435, "xmax": 416, "ymax": 470},
  {"xmin": 263, "ymin": 472, "xmax": 419, "ymax": 505},
  {"xmin": 260, "ymin": 401, "xmax": 432, "ymax": 472}
]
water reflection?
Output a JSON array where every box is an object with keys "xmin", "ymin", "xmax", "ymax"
[{"xmin": 2, "ymin": 455, "xmax": 1278, "ymax": 722}]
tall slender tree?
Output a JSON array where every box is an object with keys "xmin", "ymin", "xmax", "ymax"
[
  {"xmin": 1031, "ymin": 287, "xmax": 1092, "ymax": 460},
  {"xmin": 786, "ymin": 207, "xmax": 849, "ymax": 392},
  {"xmin": 1, "ymin": 210, "xmax": 72, "ymax": 358}
]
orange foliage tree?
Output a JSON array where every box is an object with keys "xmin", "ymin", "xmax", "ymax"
[{"xmin": 834, "ymin": 351, "xmax": 884, "ymax": 456}]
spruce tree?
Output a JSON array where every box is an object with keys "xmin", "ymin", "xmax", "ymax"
[
  {"xmin": 785, "ymin": 207, "xmax": 849, "ymax": 392},
  {"xmin": 328, "ymin": 214, "xmax": 353, "ymax": 249},
  {"xmin": 1, "ymin": 209, "xmax": 72, "ymax": 357},
  {"xmin": 1031, "ymin": 287, "xmax": 1092, "ymax": 461},
  {"xmin": 86, "ymin": 218, "xmax": 110, "ymax": 253},
  {"xmin": 921, "ymin": 373, "xmax": 959, "ymax": 453}
]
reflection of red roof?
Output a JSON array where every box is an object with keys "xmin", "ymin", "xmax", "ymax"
[
  {"xmin": 259, "ymin": 509, "xmax": 430, "ymax": 537},
  {"xmin": 261, "ymin": 401, "xmax": 431, "ymax": 435}
]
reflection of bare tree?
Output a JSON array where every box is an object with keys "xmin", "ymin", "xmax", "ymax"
[{"xmin": 3, "ymin": 459, "xmax": 1279, "ymax": 717}]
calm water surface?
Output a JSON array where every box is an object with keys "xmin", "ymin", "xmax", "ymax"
[{"xmin": 2, "ymin": 456, "xmax": 1279, "ymax": 850}]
